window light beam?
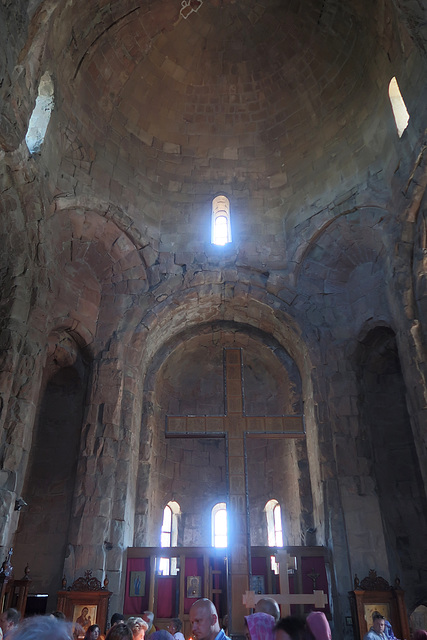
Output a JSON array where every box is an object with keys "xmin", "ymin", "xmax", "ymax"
[
  {"xmin": 389, "ymin": 77, "xmax": 410, "ymax": 138},
  {"xmin": 212, "ymin": 196, "xmax": 232, "ymax": 246}
]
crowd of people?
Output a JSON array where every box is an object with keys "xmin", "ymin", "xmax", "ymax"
[{"xmin": 0, "ymin": 598, "xmax": 424, "ymax": 640}]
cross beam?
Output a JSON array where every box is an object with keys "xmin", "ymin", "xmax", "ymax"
[
  {"xmin": 243, "ymin": 590, "xmax": 328, "ymax": 615},
  {"xmin": 166, "ymin": 349, "xmax": 305, "ymax": 631},
  {"xmin": 243, "ymin": 551, "xmax": 328, "ymax": 617}
]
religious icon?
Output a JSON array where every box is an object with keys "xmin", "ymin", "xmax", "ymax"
[
  {"xmin": 250, "ymin": 575, "xmax": 265, "ymax": 594},
  {"xmin": 129, "ymin": 571, "xmax": 146, "ymax": 597},
  {"xmin": 73, "ymin": 604, "xmax": 97, "ymax": 633},
  {"xmin": 363, "ymin": 603, "xmax": 391, "ymax": 630},
  {"xmin": 186, "ymin": 575, "xmax": 202, "ymax": 598}
]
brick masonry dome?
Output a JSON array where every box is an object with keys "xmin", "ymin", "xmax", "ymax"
[{"xmin": 44, "ymin": 0, "xmax": 413, "ymax": 221}]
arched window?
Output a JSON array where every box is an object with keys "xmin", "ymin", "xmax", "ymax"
[
  {"xmin": 265, "ymin": 499, "xmax": 284, "ymax": 573},
  {"xmin": 388, "ymin": 77, "xmax": 410, "ymax": 138},
  {"xmin": 26, "ymin": 71, "xmax": 54, "ymax": 154},
  {"xmin": 161, "ymin": 504, "xmax": 172, "ymax": 548},
  {"xmin": 265, "ymin": 499, "xmax": 284, "ymax": 547},
  {"xmin": 212, "ymin": 502, "xmax": 227, "ymax": 547},
  {"xmin": 159, "ymin": 501, "xmax": 180, "ymax": 575},
  {"xmin": 212, "ymin": 195, "xmax": 232, "ymax": 246}
]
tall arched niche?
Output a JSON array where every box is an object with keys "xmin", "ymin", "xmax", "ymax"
[
  {"xmin": 134, "ymin": 321, "xmax": 315, "ymax": 552},
  {"xmin": 355, "ymin": 325, "xmax": 427, "ymax": 609},
  {"xmin": 13, "ymin": 330, "xmax": 90, "ymax": 609}
]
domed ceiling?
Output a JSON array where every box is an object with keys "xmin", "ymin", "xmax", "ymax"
[{"xmin": 45, "ymin": 0, "xmax": 408, "ymax": 220}]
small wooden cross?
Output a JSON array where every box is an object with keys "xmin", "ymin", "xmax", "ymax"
[
  {"xmin": 243, "ymin": 550, "xmax": 328, "ymax": 617},
  {"xmin": 243, "ymin": 551, "xmax": 328, "ymax": 618}
]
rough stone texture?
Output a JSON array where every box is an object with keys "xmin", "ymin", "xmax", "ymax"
[{"xmin": 1, "ymin": 0, "xmax": 427, "ymax": 635}]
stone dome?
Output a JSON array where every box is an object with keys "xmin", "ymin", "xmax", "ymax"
[{"xmin": 38, "ymin": 0, "xmax": 419, "ymax": 231}]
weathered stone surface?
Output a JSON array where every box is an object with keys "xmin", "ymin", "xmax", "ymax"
[{"xmin": 1, "ymin": 0, "xmax": 427, "ymax": 631}]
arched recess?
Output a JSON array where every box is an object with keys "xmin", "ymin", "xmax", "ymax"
[
  {"xmin": 410, "ymin": 604, "xmax": 427, "ymax": 634},
  {"xmin": 134, "ymin": 321, "xmax": 315, "ymax": 551},
  {"xmin": 13, "ymin": 330, "xmax": 90, "ymax": 608},
  {"xmin": 45, "ymin": 208, "xmax": 148, "ymax": 342},
  {"xmin": 355, "ymin": 326, "xmax": 427, "ymax": 608}
]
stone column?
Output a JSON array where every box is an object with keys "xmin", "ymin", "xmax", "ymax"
[
  {"xmin": 0, "ymin": 141, "xmax": 48, "ymax": 556},
  {"xmin": 309, "ymin": 349, "xmax": 389, "ymax": 640},
  {"xmin": 65, "ymin": 341, "xmax": 141, "ymax": 611},
  {"xmin": 0, "ymin": 332, "xmax": 46, "ymax": 556}
]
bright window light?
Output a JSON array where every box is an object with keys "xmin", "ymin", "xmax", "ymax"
[
  {"xmin": 158, "ymin": 557, "xmax": 170, "ymax": 575},
  {"xmin": 161, "ymin": 504, "xmax": 172, "ymax": 547},
  {"xmin": 265, "ymin": 499, "xmax": 284, "ymax": 547},
  {"xmin": 26, "ymin": 71, "xmax": 54, "ymax": 154},
  {"xmin": 212, "ymin": 196, "xmax": 232, "ymax": 245},
  {"xmin": 159, "ymin": 505, "xmax": 172, "ymax": 574},
  {"xmin": 215, "ymin": 215, "xmax": 228, "ymax": 245},
  {"xmin": 273, "ymin": 504, "xmax": 284, "ymax": 547},
  {"xmin": 389, "ymin": 77, "xmax": 410, "ymax": 137},
  {"xmin": 271, "ymin": 555, "xmax": 280, "ymax": 574},
  {"xmin": 212, "ymin": 502, "xmax": 228, "ymax": 547},
  {"xmin": 159, "ymin": 502, "xmax": 180, "ymax": 575}
]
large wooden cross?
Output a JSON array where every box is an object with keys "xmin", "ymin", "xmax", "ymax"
[
  {"xmin": 243, "ymin": 551, "xmax": 328, "ymax": 617},
  {"xmin": 166, "ymin": 349, "xmax": 305, "ymax": 632}
]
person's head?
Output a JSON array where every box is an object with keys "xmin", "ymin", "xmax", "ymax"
[
  {"xmin": 372, "ymin": 615, "xmax": 385, "ymax": 635},
  {"xmin": 413, "ymin": 631, "xmax": 427, "ymax": 640},
  {"xmin": 0, "ymin": 609, "xmax": 20, "ymax": 635},
  {"xmin": 255, "ymin": 599, "xmax": 280, "ymax": 622},
  {"xmin": 8, "ymin": 616, "xmax": 72, "ymax": 640},
  {"xmin": 151, "ymin": 631, "xmax": 174, "ymax": 640},
  {"xmin": 142, "ymin": 613, "xmax": 154, "ymax": 633},
  {"xmin": 245, "ymin": 612, "xmax": 275, "ymax": 640},
  {"xmin": 274, "ymin": 616, "xmax": 306, "ymax": 640},
  {"xmin": 106, "ymin": 625, "xmax": 133, "ymax": 640},
  {"xmin": 305, "ymin": 612, "xmax": 331, "ymax": 640},
  {"xmin": 167, "ymin": 619, "xmax": 182, "ymax": 635},
  {"xmin": 189, "ymin": 599, "xmax": 220, "ymax": 640},
  {"xmin": 111, "ymin": 614, "xmax": 125, "ymax": 628},
  {"xmin": 51, "ymin": 612, "xmax": 67, "ymax": 621},
  {"xmin": 85, "ymin": 625, "xmax": 100, "ymax": 640},
  {"xmin": 127, "ymin": 617, "xmax": 148, "ymax": 640}
]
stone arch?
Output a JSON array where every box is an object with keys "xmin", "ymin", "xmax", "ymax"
[
  {"xmin": 44, "ymin": 208, "xmax": 148, "ymax": 348},
  {"xmin": 409, "ymin": 603, "xmax": 427, "ymax": 635},
  {"xmin": 12, "ymin": 329, "xmax": 90, "ymax": 609},
  {"xmin": 292, "ymin": 205, "xmax": 389, "ymax": 279},
  {"xmin": 295, "ymin": 206, "xmax": 391, "ymax": 336},
  {"xmin": 354, "ymin": 324, "xmax": 427, "ymax": 609},
  {"xmin": 123, "ymin": 277, "xmax": 333, "ymax": 544},
  {"xmin": 134, "ymin": 318, "xmax": 316, "ymax": 553}
]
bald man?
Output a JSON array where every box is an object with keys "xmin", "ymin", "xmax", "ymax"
[
  {"xmin": 189, "ymin": 599, "xmax": 230, "ymax": 640},
  {"xmin": 255, "ymin": 598, "xmax": 280, "ymax": 622}
]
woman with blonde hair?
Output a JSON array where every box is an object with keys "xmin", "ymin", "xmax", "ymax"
[{"xmin": 127, "ymin": 618, "xmax": 148, "ymax": 640}]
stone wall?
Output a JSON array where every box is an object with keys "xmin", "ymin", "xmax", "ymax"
[{"xmin": 1, "ymin": 0, "xmax": 427, "ymax": 633}]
